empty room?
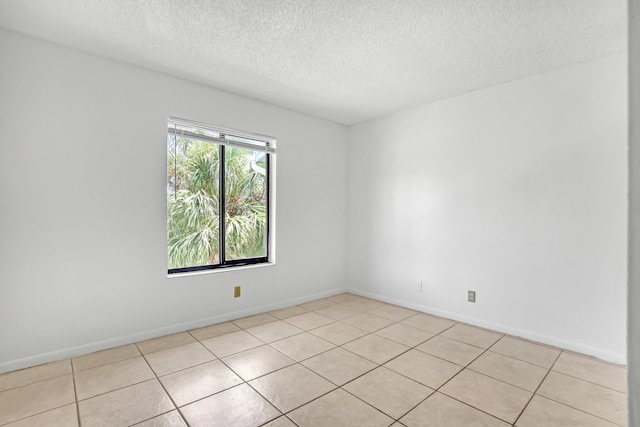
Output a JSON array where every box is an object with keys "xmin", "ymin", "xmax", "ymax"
[{"xmin": 0, "ymin": 1, "xmax": 637, "ymax": 426}]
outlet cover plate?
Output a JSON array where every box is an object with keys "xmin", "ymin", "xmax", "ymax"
[{"xmin": 468, "ymin": 290, "xmax": 476, "ymax": 303}]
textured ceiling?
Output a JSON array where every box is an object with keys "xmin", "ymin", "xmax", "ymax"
[{"xmin": 0, "ymin": 0, "xmax": 627, "ymax": 125}]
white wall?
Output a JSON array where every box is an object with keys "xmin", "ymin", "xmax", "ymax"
[
  {"xmin": 0, "ymin": 28, "xmax": 628, "ymax": 373},
  {"xmin": 628, "ymin": 0, "xmax": 639, "ymax": 422},
  {"xmin": 0, "ymin": 30, "xmax": 348, "ymax": 373},
  {"xmin": 348, "ymin": 53, "xmax": 627, "ymax": 363}
]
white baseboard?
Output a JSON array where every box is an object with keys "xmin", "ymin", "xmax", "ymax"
[
  {"xmin": 347, "ymin": 288, "xmax": 627, "ymax": 365},
  {"xmin": 3, "ymin": 285, "xmax": 624, "ymax": 374},
  {"xmin": 0, "ymin": 288, "xmax": 347, "ymax": 374}
]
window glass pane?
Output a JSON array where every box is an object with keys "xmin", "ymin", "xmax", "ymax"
[
  {"xmin": 224, "ymin": 146, "xmax": 268, "ymax": 260},
  {"xmin": 167, "ymin": 132, "xmax": 220, "ymax": 269}
]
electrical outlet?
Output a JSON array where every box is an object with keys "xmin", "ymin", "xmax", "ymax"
[
  {"xmin": 418, "ymin": 281, "xmax": 423, "ymax": 292},
  {"xmin": 234, "ymin": 286, "xmax": 241, "ymax": 298},
  {"xmin": 468, "ymin": 290, "xmax": 476, "ymax": 303}
]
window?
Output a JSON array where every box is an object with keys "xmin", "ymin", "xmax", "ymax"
[{"xmin": 167, "ymin": 118, "xmax": 275, "ymax": 274}]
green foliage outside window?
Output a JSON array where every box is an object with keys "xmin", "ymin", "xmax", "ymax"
[{"xmin": 167, "ymin": 135, "xmax": 267, "ymax": 270}]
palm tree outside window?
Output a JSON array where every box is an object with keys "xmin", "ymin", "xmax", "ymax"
[{"xmin": 167, "ymin": 118, "xmax": 275, "ymax": 274}]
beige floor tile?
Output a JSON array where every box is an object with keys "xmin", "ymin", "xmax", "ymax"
[
  {"xmin": 75, "ymin": 356, "xmax": 155, "ymax": 400},
  {"xmin": 159, "ymin": 360, "xmax": 242, "ymax": 407},
  {"xmin": 288, "ymin": 388, "xmax": 393, "ymax": 427},
  {"xmin": 1, "ymin": 294, "xmax": 628, "ymax": 427},
  {"xmin": 516, "ymin": 395, "xmax": 619, "ymax": 427},
  {"xmin": 369, "ymin": 304, "xmax": 417, "ymax": 321},
  {"xmin": 441, "ymin": 324, "xmax": 503, "ymax": 349},
  {"xmin": 246, "ymin": 320, "xmax": 303, "ymax": 342},
  {"xmin": 490, "ymin": 336, "xmax": 560, "ymax": 368},
  {"xmin": 135, "ymin": 410, "xmax": 187, "ymax": 426},
  {"xmin": 0, "ymin": 359, "xmax": 71, "ymax": 392},
  {"xmin": 181, "ymin": 383, "xmax": 280, "ymax": 427},
  {"xmin": 342, "ymin": 312, "xmax": 395, "ymax": 332},
  {"xmin": 73, "ymin": 344, "xmax": 140, "ymax": 372},
  {"xmin": 0, "ymin": 375, "xmax": 75, "ymax": 424},
  {"xmin": 416, "ymin": 335, "xmax": 484, "ymax": 366},
  {"xmin": 343, "ymin": 334, "xmax": 409, "ymax": 364},
  {"xmin": 200, "ymin": 330, "xmax": 263, "ymax": 357},
  {"xmin": 249, "ymin": 364, "xmax": 335, "ymax": 412},
  {"xmin": 469, "ymin": 351, "xmax": 548, "ymax": 392},
  {"xmin": 401, "ymin": 392, "xmax": 510, "ymax": 427},
  {"xmin": 263, "ymin": 416, "xmax": 297, "ymax": 427},
  {"xmin": 552, "ymin": 352, "xmax": 627, "ymax": 393},
  {"xmin": 314, "ymin": 303, "xmax": 363, "ymax": 320},
  {"xmin": 384, "ymin": 349, "xmax": 461, "ymax": 389},
  {"xmin": 299, "ymin": 298, "xmax": 335, "ymax": 310},
  {"xmin": 341, "ymin": 298, "xmax": 386, "ymax": 311},
  {"xmin": 323, "ymin": 293, "xmax": 359, "ymax": 304},
  {"xmin": 2, "ymin": 403, "xmax": 77, "ymax": 427},
  {"xmin": 302, "ymin": 347, "xmax": 377, "ymax": 385},
  {"xmin": 343, "ymin": 366, "xmax": 434, "ymax": 419},
  {"xmin": 188, "ymin": 322, "xmax": 240, "ymax": 341},
  {"xmin": 145, "ymin": 342, "xmax": 215, "ymax": 376},
  {"xmin": 222, "ymin": 345, "xmax": 295, "ymax": 381},
  {"xmin": 375, "ymin": 323, "xmax": 434, "ymax": 347},
  {"xmin": 284, "ymin": 312, "xmax": 334, "ymax": 330},
  {"xmin": 270, "ymin": 332, "xmax": 335, "ymax": 361},
  {"xmin": 537, "ymin": 371, "xmax": 627, "ymax": 426},
  {"xmin": 78, "ymin": 380, "xmax": 174, "ymax": 427},
  {"xmin": 0, "ymin": 375, "xmax": 75, "ymax": 425},
  {"xmin": 401, "ymin": 313, "xmax": 457, "ymax": 334},
  {"xmin": 440, "ymin": 370, "xmax": 532, "ymax": 424},
  {"xmin": 308, "ymin": 321, "xmax": 368, "ymax": 345},
  {"xmin": 344, "ymin": 295, "xmax": 368, "ymax": 301},
  {"xmin": 137, "ymin": 332, "xmax": 196, "ymax": 355},
  {"xmin": 269, "ymin": 305, "xmax": 308, "ymax": 319},
  {"xmin": 232, "ymin": 313, "xmax": 279, "ymax": 329}
]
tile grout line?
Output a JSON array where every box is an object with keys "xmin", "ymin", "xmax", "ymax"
[
  {"xmin": 277, "ymin": 300, "xmax": 409, "ymax": 421},
  {"xmin": 484, "ymin": 347, "xmax": 557, "ymax": 370},
  {"xmin": 408, "ymin": 328, "xmax": 517, "ymax": 425},
  {"xmin": 511, "ymin": 348, "xmax": 563, "ymax": 426},
  {"xmin": 226, "ymin": 303, "xmax": 397, "ymax": 423},
  {"xmin": 256, "ymin": 414, "xmax": 299, "ymax": 427},
  {"xmin": 320, "ymin": 312, "xmax": 506, "ymax": 425},
  {"xmin": 70, "ymin": 359, "xmax": 82, "ymax": 427},
  {"xmin": 173, "ymin": 330, "xmax": 313, "ymax": 416},
  {"xmin": 0, "ymin": 369, "xmax": 79, "ymax": 426},
  {"xmin": 460, "ymin": 349, "xmax": 552, "ymax": 395},
  {"xmin": 74, "ymin": 359, "xmax": 157, "ymax": 401},
  {"xmin": 545, "ymin": 369, "xmax": 629, "ymax": 394},
  {"xmin": 250, "ymin": 380, "xmax": 337, "ymax": 423},
  {"xmin": 338, "ymin": 383, "xmax": 409, "ymax": 423},
  {"xmin": 73, "ymin": 353, "xmax": 141, "ymax": 374},
  {"xmin": 146, "ymin": 340, "xmax": 220, "ymax": 378},
  {"xmin": 526, "ymin": 394, "xmax": 627, "ymax": 427},
  {"xmin": 182, "ymin": 322, "xmax": 339, "ymax": 414},
  {"xmin": 0, "ymin": 294, "xmax": 627, "ymax": 426},
  {"xmin": 186, "ymin": 307, "xmax": 625, "ymax": 427},
  {"xmin": 305, "ymin": 315, "xmax": 453, "ymax": 424},
  {"xmin": 0, "ymin": 370, "xmax": 72, "ymax": 394},
  {"xmin": 516, "ymin": 351, "xmax": 627, "ymax": 427},
  {"xmin": 428, "ymin": 335, "xmax": 626, "ymax": 406},
  {"xmin": 135, "ymin": 343, "xmax": 191, "ymax": 427},
  {"xmin": 525, "ymin": 360, "xmax": 628, "ymax": 427}
]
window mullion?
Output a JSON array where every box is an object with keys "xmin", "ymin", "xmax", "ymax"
[
  {"xmin": 219, "ymin": 144, "xmax": 226, "ymax": 265},
  {"xmin": 266, "ymin": 153, "xmax": 270, "ymax": 260}
]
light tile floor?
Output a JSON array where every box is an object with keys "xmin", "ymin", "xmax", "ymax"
[{"xmin": 0, "ymin": 293, "xmax": 628, "ymax": 426}]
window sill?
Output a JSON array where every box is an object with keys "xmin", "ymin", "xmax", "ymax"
[{"xmin": 167, "ymin": 261, "xmax": 276, "ymax": 278}]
